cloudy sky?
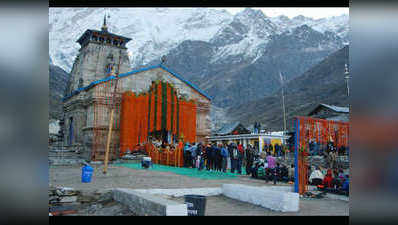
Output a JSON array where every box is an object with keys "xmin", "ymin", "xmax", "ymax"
[{"xmin": 222, "ymin": 7, "xmax": 349, "ymax": 19}]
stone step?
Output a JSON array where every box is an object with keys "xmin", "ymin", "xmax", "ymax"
[{"xmin": 49, "ymin": 152, "xmax": 78, "ymax": 157}]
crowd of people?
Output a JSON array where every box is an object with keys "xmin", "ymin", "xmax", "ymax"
[
  {"xmin": 181, "ymin": 141, "xmax": 294, "ymax": 184},
  {"xmin": 144, "ymin": 138, "xmax": 349, "ymax": 196},
  {"xmin": 309, "ymin": 166, "xmax": 349, "ymax": 196},
  {"xmin": 182, "ymin": 142, "xmax": 247, "ymax": 173}
]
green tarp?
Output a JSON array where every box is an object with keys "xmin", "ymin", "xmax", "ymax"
[{"xmin": 115, "ymin": 163, "xmax": 246, "ymax": 180}]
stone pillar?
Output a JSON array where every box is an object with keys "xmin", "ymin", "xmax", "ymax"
[{"xmin": 259, "ymin": 136, "xmax": 263, "ymax": 152}]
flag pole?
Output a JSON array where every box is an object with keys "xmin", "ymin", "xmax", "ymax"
[{"xmin": 280, "ymin": 72, "xmax": 287, "ymax": 135}]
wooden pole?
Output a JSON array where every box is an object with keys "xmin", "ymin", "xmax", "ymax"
[
  {"xmin": 103, "ymin": 109, "xmax": 114, "ymax": 174},
  {"xmin": 103, "ymin": 50, "xmax": 122, "ymax": 174}
]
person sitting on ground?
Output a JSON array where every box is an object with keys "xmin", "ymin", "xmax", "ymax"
[
  {"xmin": 256, "ymin": 158, "xmax": 266, "ymax": 179},
  {"xmin": 322, "ymin": 169, "xmax": 334, "ymax": 189},
  {"xmin": 340, "ymin": 174, "xmax": 349, "ymax": 196},
  {"xmin": 288, "ymin": 164, "xmax": 295, "ymax": 182},
  {"xmin": 260, "ymin": 149, "xmax": 267, "ymax": 160},
  {"xmin": 273, "ymin": 163, "xmax": 282, "ymax": 184},
  {"xmin": 153, "ymin": 139, "xmax": 161, "ymax": 148},
  {"xmin": 331, "ymin": 169, "xmax": 345, "ymax": 189},
  {"xmin": 337, "ymin": 169, "xmax": 345, "ymax": 182},
  {"xmin": 280, "ymin": 164, "xmax": 289, "ymax": 182},
  {"xmin": 161, "ymin": 140, "xmax": 167, "ymax": 149},
  {"xmin": 264, "ymin": 164, "xmax": 273, "ymax": 182},
  {"xmin": 309, "ymin": 166, "xmax": 324, "ymax": 186}
]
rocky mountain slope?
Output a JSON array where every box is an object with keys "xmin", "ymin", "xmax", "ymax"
[
  {"xmin": 49, "ymin": 61, "xmax": 70, "ymax": 119},
  {"xmin": 159, "ymin": 23, "xmax": 345, "ymax": 107},
  {"xmin": 227, "ymin": 45, "xmax": 349, "ymax": 131},
  {"xmin": 49, "ymin": 8, "xmax": 349, "ymax": 126},
  {"xmin": 49, "ymin": 8, "xmax": 348, "ymax": 74}
]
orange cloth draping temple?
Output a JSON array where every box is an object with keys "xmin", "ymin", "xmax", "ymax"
[
  {"xmin": 294, "ymin": 116, "xmax": 350, "ymax": 194},
  {"xmin": 119, "ymin": 80, "xmax": 197, "ymax": 156}
]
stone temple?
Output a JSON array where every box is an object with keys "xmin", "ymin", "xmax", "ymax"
[{"xmin": 62, "ymin": 16, "xmax": 211, "ymax": 161}]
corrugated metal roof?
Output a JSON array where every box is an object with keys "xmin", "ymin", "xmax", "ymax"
[
  {"xmin": 215, "ymin": 122, "xmax": 241, "ymax": 135},
  {"xmin": 320, "ymin": 104, "xmax": 349, "ymax": 113}
]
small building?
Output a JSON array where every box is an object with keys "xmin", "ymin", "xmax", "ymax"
[
  {"xmin": 209, "ymin": 122, "xmax": 289, "ymax": 152},
  {"xmin": 308, "ymin": 103, "xmax": 349, "ymax": 122},
  {"xmin": 214, "ymin": 122, "xmax": 250, "ymax": 136}
]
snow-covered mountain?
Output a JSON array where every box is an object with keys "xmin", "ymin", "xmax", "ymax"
[
  {"xmin": 270, "ymin": 14, "xmax": 349, "ymax": 42},
  {"xmin": 49, "ymin": 8, "xmax": 349, "ymax": 128},
  {"xmin": 49, "ymin": 8, "xmax": 348, "ymax": 73},
  {"xmin": 49, "ymin": 8, "xmax": 233, "ymax": 72}
]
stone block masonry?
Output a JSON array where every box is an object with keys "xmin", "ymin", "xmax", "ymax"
[
  {"xmin": 222, "ymin": 184, "xmax": 299, "ymax": 212},
  {"xmin": 112, "ymin": 188, "xmax": 187, "ymax": 216}
]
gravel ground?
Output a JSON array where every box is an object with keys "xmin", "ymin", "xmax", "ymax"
[{"xmin": 49, "ymin": 164, "xmax": 348, "ymax": 216}]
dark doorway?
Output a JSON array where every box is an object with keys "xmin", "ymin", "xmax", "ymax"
[{"xmin": 68, "ymin": 117, "xmax": 73, "ymax": 146}]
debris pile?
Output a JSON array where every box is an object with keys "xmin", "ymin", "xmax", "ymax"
[
  {"xmin": 121, "ymin": 149, "xmax": 147, "ymax": 161},
  {"xmin": 49, "ymin": 187, "xmax": 135, "ymax": 216},
  {"xmin": 49, "ymin": 187, "xmax": 80, "ymax": 216},
  {"xmin": 301, "ymin": 191, "xmax": 327, "ymax": 200}
]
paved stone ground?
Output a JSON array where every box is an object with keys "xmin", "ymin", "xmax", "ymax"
[
  {"xmin": 49, "ymin": 164, "xmax": 277, "ymax": 192},
  {"xmin": 49, "ymin": 164, "xmax": 348, "ymax": 216},
  {"xmin": 163, "ymin": 195, "xmax": 348, "ymax": 216}
]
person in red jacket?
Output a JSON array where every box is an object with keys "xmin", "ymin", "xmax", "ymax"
[
  {"xmin": 322, "ymin": 169, "xmax": 334, "ymax": 188},
  {"xmin": 237, "ymin": 143, "xmax": 244, "ymax": 174}
]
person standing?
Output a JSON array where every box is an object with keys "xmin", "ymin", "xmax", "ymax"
[
  {"xmin": 245, "ymin": 145, "xmax": 254, "ymax": 175},
  {"xmin": 237, "ymin": 143, "xmax": 244, "ymax": 174},
  {"xmin": 264, "ymin": 143, "xmax": 269, "ymax": 155},
  {"xmin": 190, "ymin": 143, "xmax": 197, "ymax": 168},
  {"xmin": 183, "ymin": 143, "xmax": 191, "ymax": 168},
  {"xmin": 198, "ymin": 144, "xmax": 206, "ymax": 171},
  {"xmin": 212, "ymin": 143, "xmax": 219, "ymax": 171},
  {"xmin": 213, "ymin": 144, "xmax": 219, "ymax": 171},
  {"xmin": 230, "ymin": 143, "xmax": 239, "ymax": 173},
  {"xmin": 221, "ymin": 144, "xmax": 229, "ymax": 172},
  {"xmin": 205, "ymin": 144, "xmax": 213, "ymax": 171},
  {"xmin": 269, "ymin": 144, "xmax": 274, "ymax": 156},
  {"xmin": 327, "ymin": 139, "xmax": 336, "ymax": 168},
  {"xmin": 266, "ymin": 153, "xmax": 276, "ymax": 183},
  {"xmin": 227, "ymin": 143, "xmax": 234, "ymax": 172},
  {"xmin": 274, "ymin": 163, "xmax": 282, "ymax": 184},
  {"xmin": 215, "ymin": 144, "xmax": 223, "ymax": 171}
]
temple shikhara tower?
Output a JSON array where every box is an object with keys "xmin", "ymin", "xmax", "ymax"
[{"xmin": 63, "ymin": 16, "xmax": 211, "ymax": 161}]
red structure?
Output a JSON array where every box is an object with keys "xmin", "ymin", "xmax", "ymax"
[
  {"xmin": 119, "ymin": 80, "xmax": 197, "ymax": 155},
  {"xmin": 294, "ymin": 116, "xmax": 350, "ymax": 194}
]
